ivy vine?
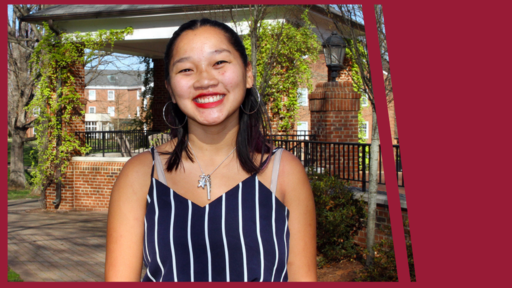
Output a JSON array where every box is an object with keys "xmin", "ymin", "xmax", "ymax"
[
  {"xmin": 342, "ymin": 38, "xmax": 368, "ymax": 143},
  {"xmin": 26, "ymin": 23, "xmax": 133, "ymax": 193},
  {"xmin": 244, "ymin": 10, "xmax": 321, "ymax": 132}
]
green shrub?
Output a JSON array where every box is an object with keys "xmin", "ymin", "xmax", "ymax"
[
  {"xmin": 8, "ymin": 266, "xmax": 23, "ymax": 282},
  {"xmin": 355, "ymin": 219, "xmax": 415, "ymax": 282},
  {"xmin": 310, "ymin": 172, "xmax": 367, "ymax": 266}
]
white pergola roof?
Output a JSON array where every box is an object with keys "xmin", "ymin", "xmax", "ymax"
[{"xmin": 22, "ymin": 5, "xmax": 363, "ymax": 59}]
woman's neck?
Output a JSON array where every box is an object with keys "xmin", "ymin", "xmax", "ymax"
[{"xmin": 186, "ymin": 114, "xmax": 238, "ymax": 155}]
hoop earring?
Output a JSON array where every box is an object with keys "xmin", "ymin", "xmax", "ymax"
[
  {"xmin": 240, "ymin": 87, "xmax": 261, "ymax": 114},
  {"xmin": 163, "ymin": 101, "xmax": 187, "ymax": 129}
]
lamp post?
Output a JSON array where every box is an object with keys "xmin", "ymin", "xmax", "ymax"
[{"xmin": 322, "ymin": 31, "xmax": 347, "ymax": 82}]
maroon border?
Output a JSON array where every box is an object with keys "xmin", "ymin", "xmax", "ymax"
[
  {"xmin": 6, "ymin": 0, "xmax": 509, "ymax": 287},
  {"xmin": 362, "ymin": 4, "xmax": 409, "ymax": 282}
]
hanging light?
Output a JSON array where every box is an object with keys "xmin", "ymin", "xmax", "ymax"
[{"xmin": 322, "ymin": 31, "xmax": 347, "ymax": 82}]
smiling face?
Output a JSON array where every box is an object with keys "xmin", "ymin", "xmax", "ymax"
[{"xmin": 166, "ymin": 26, "xmax": 253, "ymax": 127}]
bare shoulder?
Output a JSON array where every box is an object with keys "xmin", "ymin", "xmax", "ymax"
[
  {"xmin": 119, "ymin": 150, "xmax": 153, "ymax": 178},
  {"xmin": 113, "ymin": 150, "xmax": 154, "ymax": 196},
  {"xmin": 278, "ymin": 149, "xmax": 308, "ymax": 181},
  {"xmin": 276, "ymin": 149, "xmax": 313, "ymax": 207}
]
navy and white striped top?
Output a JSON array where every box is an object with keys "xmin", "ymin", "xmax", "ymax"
[{"xmin": 142, "ymin": 147, "xmax": 290, "ymax": 282}]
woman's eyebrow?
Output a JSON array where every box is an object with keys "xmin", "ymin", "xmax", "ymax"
[
  {"xmin": 172, "ymin": 56, "xmax": 191, "ymax": 68},
  {"xmin": 210, "ymin": 49, "xmax": 231, "ymax": 55},
  {"xmin": 172, "ymin": 49, "xmax": 231, "ymax": 68}
]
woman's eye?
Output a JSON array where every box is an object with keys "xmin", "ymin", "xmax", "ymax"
[
  {"xmin": 178, "ymin": 68, "xmax": 192, "ymax": 73},
  {"xmin": 214, "ymin": 60, "xmax": 228, "ymax": 66}
]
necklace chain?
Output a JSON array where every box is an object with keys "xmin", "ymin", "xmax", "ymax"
[
  {"xmin": 188, "ymin": 141, "xmax": 236, "ymax": 200},
  {"xmin": 188, "ymin": 142, "xmax": 236, "ymax": 176}
]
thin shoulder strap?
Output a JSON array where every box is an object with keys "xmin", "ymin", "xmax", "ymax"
[
  {"xmin": 270, "ymin": 148, "xmax": 284, "ymax": 194},
  {"xmin": 150, "ymin": 147, "xmax": 155, "ymax": 179},
  {"xmin": 152, "ymin": 147, "xmax": 168, "ymax": 186}
]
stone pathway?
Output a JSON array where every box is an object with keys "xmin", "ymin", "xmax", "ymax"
[{"xmin": 8, "ymin": 199, "xmax": 109, "ymax": 282}]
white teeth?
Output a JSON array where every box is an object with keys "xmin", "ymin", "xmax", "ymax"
[{"xmin": 196, "ymin": 95, "xmax": 224, "ymax": 104}]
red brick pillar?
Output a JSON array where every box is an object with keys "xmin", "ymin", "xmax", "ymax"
[
  {"xmin": 309, "ymin": 80, "xmax": 361, "ymax": 182},
  {"xmin": 309, "ymin": 80, "xmax": 360, "ymax": 142},
  {"xmin": 46, "ymin": 62, "xmax": 86, "ymax": 210},
  {"xmin": 151, "ymin": 58, "xmax": 171, "ymax": 132},
  {"xmin": 68, "ymin": 64, "xmax": 86, "ymax": 135}
]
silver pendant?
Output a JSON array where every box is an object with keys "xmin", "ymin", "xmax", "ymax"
[{"xmin": 198, "ymin": 174, "xmax": 212, "ymax": 200}]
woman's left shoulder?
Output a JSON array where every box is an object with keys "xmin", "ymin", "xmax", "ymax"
[
  {"xmin": 276, "ymin": 149, "xmax": 312, "ymax": 201},
  {"xmin": 278, "ymin": 148, "xmax": 306, "ymax": 172}
]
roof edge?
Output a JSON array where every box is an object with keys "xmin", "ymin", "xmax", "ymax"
[{"xmin": 20, "ymin": 4, "xmax": 252, "ymax": 23}]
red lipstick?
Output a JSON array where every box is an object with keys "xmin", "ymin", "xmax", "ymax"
[{"xmin": 193, "ymin": 93, "xmax": 225, "ymax": 109}]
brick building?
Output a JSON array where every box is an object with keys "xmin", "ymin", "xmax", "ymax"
[
  {"xmin": 84, "ymin": 69, "xmax": 149, "ymax": 132},
  {"xmin": 25, "ymin": 69, "xmax": 150, "ymax": 138}
]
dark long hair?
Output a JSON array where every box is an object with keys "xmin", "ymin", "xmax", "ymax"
[{"xmin": 162, "ymin": 18, "xmax": 271, "ymax": 174}]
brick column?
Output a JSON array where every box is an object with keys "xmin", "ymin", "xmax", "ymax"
[
  {"xmin": 309, "ymin": 79, "xmax": 361, "ymax": 183},
  {"xmin": 309, "ymin": 80, "xmax": 360, "ymax": 142},
  {"xmin": 46, "ymin": 62, "xmax": 87, "ymax": 209},
  {"xmin": 151, "ymin": 58, "xmax": 171, "ymax": 132},
  {"xmin": 68, "ymin": 63, "xmax": 86, "ymax": 136}
]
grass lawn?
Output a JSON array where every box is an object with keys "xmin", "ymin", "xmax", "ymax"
[
  {"xmin": 7, "ymin": 138, "xmax": 39, "ymax": 200},
  {"xmin": 8, "ymin": 266, "xmax": 23, "ymax": 282},
  {"xmin": 7, "ymin": 169, "xmax": 39, "ymax": 200}
]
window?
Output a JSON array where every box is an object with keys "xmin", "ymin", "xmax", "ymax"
[
  {"xmin": 143, "ymin": 98, "xmax": 147, "ymax": 109},
  {"xmin": 137, "ymin": 107, "xmax": 140, "ymax": 117},
  {"xmin": 33, "ymin": 127, "xmax": 36, "ymax": 136},
  {"xmin": 297, "ymin": 88, "xmax": 308, "ymax": 106},
  {"xmin": 361, "ymin": 94, "xmax": 369, "ymax": 107},
  {"xmin": 33, "ymin": 107, "xmax": 40, "ymax": 117},
  {"xmin": 108, "ymin": 107, "xmax": 115, "ymax": 117},
  {"xmin": 137, "ymin": 90, "xmax": 140, "ymax": 100},
  {"xmin": 107, "ymin": 75, "xmax": 117, "ymax": 83},
  {"xmin": 89, "ymin": 106, "xmax": 96, "ymax": 114},
  {"xmin": 89, "ymin": 90, "xmax": 96, "ymax": 100},
  {"xmin": 85, "ymin": 121, "xmax": 97, "ymax": 131},
  {"xmin": 108, "ymin": 90, "xmax": 115, "ymax": 101},
  {"xmin": 296, "ymin": 121, "xmax": 309, "ymax": 140},
  {"xmin": 360, "ymin": 121, "xmax": 369, "ymax": 139}
]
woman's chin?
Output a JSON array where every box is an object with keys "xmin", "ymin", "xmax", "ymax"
[{"xmin": 191, "ymin": 112, "xmax": 238, "ymax": 127}]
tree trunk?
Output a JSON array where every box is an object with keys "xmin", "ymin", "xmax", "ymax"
[
  {"xmin": 8, "ymin": 130, "xmax": 27, "ymax": 189},
  {"xmin": 366, "ymin": 108, "xmax": 380, "ymax": 266},
  {"xmin": 251, "ymin": 19, "xmax": 258, "ymax": 84}
]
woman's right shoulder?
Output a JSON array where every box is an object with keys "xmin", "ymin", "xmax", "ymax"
[
  {"xmin": 119, "ymin": 140, "xmax": 176, "ymax": 183},
  {"xmin": 113, "ymin": 149, "xmax": 155, "ymax": 195},
  {"xmin": 121, "ymin": 149, "xmax": 154, "ymax": 176}
]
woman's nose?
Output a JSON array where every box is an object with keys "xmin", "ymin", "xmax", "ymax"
[{"xmin": 193, "ymin": 68, "xmax": 219, "ymax": 90}]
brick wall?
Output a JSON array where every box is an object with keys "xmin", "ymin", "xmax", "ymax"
[
  {"xmin": 45, "ymin": 158, "xmax": 127, "ymax": 211},
  {"xmin": 354, "ymin": 204, "xmax": 410, "ymax": 246}
]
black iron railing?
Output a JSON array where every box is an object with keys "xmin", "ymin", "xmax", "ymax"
[
  {"xmin": 268, "ymin": 133, "xmax": 317, "ymax": 141},
  {"xmin": 269, "ymin": 138, "xmax": 403, "ymax": 191},
  {"xmin": 74, "ymin": 130, "xmax": 403, "ymax": 190},
  {"xmin": 75, "ymin": 130, "xmax": 160, "ymax": 157}
]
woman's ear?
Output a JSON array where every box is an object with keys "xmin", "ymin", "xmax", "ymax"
[
  {"xmin": 165, "ymin": 81, "xmax": 177, "ymax": 103},
  {"xmin": 246, "ymin": 62, "xmax": 254, "ymax": 89}
]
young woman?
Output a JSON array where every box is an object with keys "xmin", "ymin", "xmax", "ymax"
[{"xmin": 105, "ymin": 18, "xmax": 316, "ymax": 282}]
